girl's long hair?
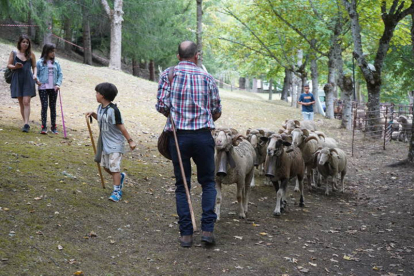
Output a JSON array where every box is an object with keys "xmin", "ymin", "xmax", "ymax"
[
  {"xmin": 40, "ymin": 43, "xmax": 56, "ymax": 64},
  {"xmin": 17, "ymin": 34, "xmax": 32, "ymax": 59}
]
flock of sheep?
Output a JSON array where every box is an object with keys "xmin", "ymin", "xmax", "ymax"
[{"xmin": 211, "ymin": 120, "xmax": 347, "ymax": 220}]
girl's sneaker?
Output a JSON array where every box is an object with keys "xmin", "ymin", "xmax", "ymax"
[
  {"xmin": 51, "ymin": 125, "xmax": 58, "ymax": 134},
  {"xmin": 109, "ymin": 190, "xmax": 122, "ymax": 202},
  {"xmin": 40, "ymin": 126, "xmax": 47, "ymax": 134}
]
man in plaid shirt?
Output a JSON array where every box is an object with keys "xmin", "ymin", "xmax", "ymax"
[{"xmin": 156, "ymin": 40, "xmax": 222, "ymax": 247}]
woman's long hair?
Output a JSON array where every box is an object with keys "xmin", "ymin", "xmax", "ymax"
[
  {"xmin": 40, "ymin": 43, "xmax": 56, "ymax": 64},
  {"xmin": 16, "ymin": 34, "xmax": 32, "ymax": 59}
]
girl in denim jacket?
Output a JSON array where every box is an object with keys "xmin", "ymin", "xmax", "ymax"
[{"xmin": 36, "ymin": 43, "xmax": 63, "ymax": 134}]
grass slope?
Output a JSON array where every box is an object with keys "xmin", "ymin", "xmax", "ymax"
[{"xmin": 0, "ymin": 40, "xmax": 355, "ymax": 276}]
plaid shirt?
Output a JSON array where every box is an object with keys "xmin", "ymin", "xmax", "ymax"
[{"xmin": 156, "ymin": 61, "xmax": 222, "ymax": 131}]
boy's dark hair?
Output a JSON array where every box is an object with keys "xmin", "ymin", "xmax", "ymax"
[
  {"xmin": 95, "ymin": 82, "xmax": 118, "ymax": 101},
  {"xmin": 178, "ymin": 41, "xmax": 198, "ymax": 59}
]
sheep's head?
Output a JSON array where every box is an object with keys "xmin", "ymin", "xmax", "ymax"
[
  {"xmin": 213, "ymin": 128, "xmax": 238, "ymax": 151},
  {"xmin": 397, "ymin": 115, "xmax": 407, "ymax": 123},
  {"xmin": 291, "ymin": 128, "xmax": 305, "ymax": 147},
  {"xmin": 264, "ymin": 134, "xmax": 292, "ymax": 157},
  {"xmin": 318, "ymin": 148, "xmax": 339, "ymax": 165},
  {"xmin": 284, "ymin": 119, "xmax": 301, "ymax": 131},
  {"xmin": 246, "ymin": 129, "xmax": 265, "ymax": 149}
]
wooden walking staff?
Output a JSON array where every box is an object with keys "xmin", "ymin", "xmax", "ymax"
[
  {"xmin": 85, "ymin": 115, "xmax": 105, "ymax": 189},
  {"xmin": 169, "ymin": 114, "xmax": 197, "ymax": 232}
]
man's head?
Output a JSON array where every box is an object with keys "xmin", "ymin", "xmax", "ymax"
[
  {"xmin": 177, "ymin": 41, "xmax": 198, "ymax": 62},
  {"xmin": 95, "ymin": 82, "xmax": 118, "ymax": 102},
  {"xmin": 304, "ymin": 83, "xmax": 310, "ymax": 93}
]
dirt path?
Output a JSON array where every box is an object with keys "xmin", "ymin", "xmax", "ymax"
[{"xmin": 1, "ymin": 41, "xmax": 413, "ymax": 276}]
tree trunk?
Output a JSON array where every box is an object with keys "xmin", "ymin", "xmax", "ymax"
[
  {"xmin": 101, "ymin": 0, "xmax": 124, "ymax": 70},
  {"xmin": 149, "ymin": 59, "xmax": 155, "ymax": 81},
  {"xmin": 63, "ymin": 17, "xmax": 72, "ymax": 52},
  {"xmin": 196, "ymin": 0, "xmax": 203, "ymax": 67},
  {"xmin": 281, "ymin": 68, "xmax": 292, "ymax": 102},
  {"xmin": 132, "ymin": 58, "xmax": 139, "ymax": 76},
  {"xmin": 268, "ymin": 79, "xmax": 273, "ymax": 100},
  {"xmin": 27, "ymin": 1, "xmax": 36, "ymax": 39},
  {"xmin": 310, "ymin": 47, "xmax": 322, "ymax": 114},
  {"xmin": 252, "ymin": 78, "xmax": 258, "ymax": 92},
  {"xmin": 82, "ymin": 8, "xmax": 93, "ymax": 65},
  {"xmin": 245, "ymin": 77, "xmax": 250, "ymax": 92},
  {"xmin": 239, "ymin": 77, "xmax": 246, "ymax": 89},
  {"xmin": 325, "ymin": 47, "xmax": 336, "ymax": 119},
  {"xmin": 343, "ymin": 0, "xmax": 414, "ymax": 136},
  {"xmin": 324, "ymin": 83, "xmax": 335, "ymax": 118},
  {"xmin": 407, "ymin": 13, "xmax": 414, "ymax": 162}
]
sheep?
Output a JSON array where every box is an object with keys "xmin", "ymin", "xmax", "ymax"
[
  {"xmin": 213, "ymin": 128, "xmax": 256, "ymax": 220},
  {"xmin": 246, "ymin": 128, "xmax": 274, "ymax": 187},
  {"xmin": 396, "ymin": 115, "xmax": 412, "ymax": 142},
  {"xmin": 262, "ymin": 134, "xmax": 305, "ymax": 216},
  {"xmin": 283, "ymin": 119, "xmax": 317, "ymax": 132},
  {"xmin": 313, "ymin": 131, "xmax": 339, "ymax": 148},
  {"xmin": 290, "ymin": 128, "xmax": 320, "ymax": 190},
  {"xmin": 316, "ymin": 147, "xmax": 347, "ymax": 195}
]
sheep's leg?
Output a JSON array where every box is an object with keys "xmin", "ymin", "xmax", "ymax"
[
  {"xmin": 215, "ymin": 181, "xmax": 222, "ymax": 220},
  {"xmin": 273, "ymin": 180, "xmax": 287, "ymax": 216},
  {"xmin": 314, "ymin": 169, "xmax": 321, "ymax": 187},
  {"xmin": 250, "ymin": 172, "xmax": 255, "ymax": 187},
  {"xmin": 325, "ymin": 176, "xmax": 330, "ymax": 196},
  {"xmin": 259, "ymin": 163, "xmax": 264, "ymax": 176},
  {"xmin": 236, "ymin": 181, "xmax": 246, "ymax": 219},
  {"xmin": 294, "ymin": 178, "xmax": 300, "ymax": 192},
  {"xmin": 340, "ymin": 171, "xmax": 346, "ymax": 193},
  {"xmin": 298, "ymin": 177, "xmax": 305, "ymax": 207},
  {"xmin": 244, "ymin": 169, "xmax": 254, "ymax": 215},
  {"xmin": 306, "ymin": 165, "xmax": 315, "ymax": 190}
]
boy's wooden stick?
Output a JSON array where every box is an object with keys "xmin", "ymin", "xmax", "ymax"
[
  {"xmin": 85, "ymin": 115, "xmax": 105, "ymax": 189},
  {"xmin": 170, "ymin": 115, "xmax": 197, "ymax": 232}
]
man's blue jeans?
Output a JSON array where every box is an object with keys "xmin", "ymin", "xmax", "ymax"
[
  {"xmin": 168, "ymin": 130, "xmax": 217, "ymax": 236},
  {"xmin": 302, "ymin": 111, "xmax": 314, "ymax": 121}
]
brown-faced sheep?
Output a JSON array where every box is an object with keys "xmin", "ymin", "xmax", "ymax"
[
  {"xmin": 262, "ymin": 134, "xmax": 305, "ymax": 216},
  {"xmin": 213, "ymin": 128, "xmax": 256, "ymax": 220}
]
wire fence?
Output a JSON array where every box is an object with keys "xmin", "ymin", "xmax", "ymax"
[{"xmin": 351, "ymin": 102, "xmax": 413, "ymax": 156}]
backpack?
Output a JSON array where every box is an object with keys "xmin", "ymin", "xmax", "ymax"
[{"xmin": 4, "ymin": 51, "xmax": 16, "ymax": 84}]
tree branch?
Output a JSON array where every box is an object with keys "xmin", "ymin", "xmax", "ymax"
[
  {"xmin": 101, "ymin": 0, "xmax": 112, "ymax": 18},
  {"xmin": 265, "ymin": 0, "xmax": 327, "ymax": 57}
]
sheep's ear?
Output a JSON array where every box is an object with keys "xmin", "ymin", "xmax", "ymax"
[
  {"xmin": 302, "ymin": 129, "xmax": 310, "ymax": 137},
  {"xmin": 282, "ymin": 141, "xmax": 292, "ymax": 147},
  {"xmin": 230, "ymin": 128, "xmax": 239, "ymax": 136},
  {"xmin": 211, "ymin": 129, "xmax": 216, "ymax": 136},
  {"xmin": 329, "ymin": 148, "xmax": 339, "ymax": 157},
  {"xmin": 260, "ymin": 136, "xmax": 269, "ymax": 142},
  {"xmin": 282, "ymin": 134, "xmax": 293, "ymax": 144},
  {"xmin": 246, "ymin": 129, "xmax": 251, "ymax": 136},
  {"xmin": 294, "ymin": 120, "xmax": 301, "ymax": 128},
  {"xmin": 278, "ymin": 129, "xmax": 285, "ymax": 134},
  {"xmin": 259, "ymin": 129, "xmax": 265, "ymax": 136}
]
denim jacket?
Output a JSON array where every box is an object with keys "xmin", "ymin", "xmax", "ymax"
[{"xmin": 36, "ymin": 58, "xmax": 63, "ymax": 87}]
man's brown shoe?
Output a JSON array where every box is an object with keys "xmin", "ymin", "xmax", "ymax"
[
  {"xmin": 179, "ymin": 235, "xmax": 193, "ymax": 248},
  {"xmin": 201, "ymin": 231, "xmax": 215, "ymax": 245}
]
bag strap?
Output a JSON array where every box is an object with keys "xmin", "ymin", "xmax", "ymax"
[{"xmin": 168, "ymin": 66, "xmax": 175, "ymax": 84}]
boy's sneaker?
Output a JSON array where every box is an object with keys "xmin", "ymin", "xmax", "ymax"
[
  {"xmin": 51, "ymin": 125, "xmax": 58, "ymax": 134},
  {"xmin": 40, "ymin": 126, "xmax": 47, "ymax": 134},
  {"xmin": 120, "ymin": 172, "xmax": 126, "ymax": 190},
  {"xmin": 109, "ymin": 190, "xmax": 122, "ymax": 202},
  {"xmin": 22, "ymin": 124, "xmax": 30, "ymax": 132}
]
